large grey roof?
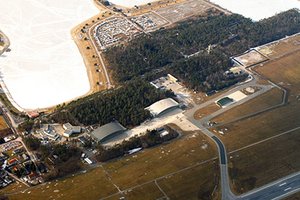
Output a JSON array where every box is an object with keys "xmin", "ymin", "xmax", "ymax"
[{"xmin": 90, "ymin": 121, "xmax": 126, "ymax": 142}]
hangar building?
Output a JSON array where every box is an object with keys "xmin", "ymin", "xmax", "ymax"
[
  {"xmin": 90, "ymin": 121, "xmax": 126, "ymax": 143},
  {"xmin": 146, "ymin": 98, "xmax": 179, "ymax": 117}
]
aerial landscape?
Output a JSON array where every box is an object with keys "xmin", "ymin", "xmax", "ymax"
[{"xmin": 0, "ymin": 0, "xmax": 299, "ymax": 199}]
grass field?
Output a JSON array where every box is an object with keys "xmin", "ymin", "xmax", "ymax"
[
  {"xmin": 103, "ymin": 129, "xmax": 217, "ymax": 189},
  {"xmin": 157, "ymin": 161, "xmax": 220, "ymax": 200},
  {"xmin": 228, "ymin": 129, "xmax": 300, "ymax": 194},
  {"xmin": 194, "ymin": 103, "xmax": 220, "ymax": 120},
  {"xmin": 257, "ymin": 34, "xmax": 300, "ymax": 59},
  {"xmin": 7, "ymin": 167, "xmax": 118, "ymax": 200},
  {"xmin": 212, "ymin": 87, "xmax": 283, "ymax": 124}
]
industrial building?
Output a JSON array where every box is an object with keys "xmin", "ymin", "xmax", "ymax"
[
  {"xmin": 62, "ymin": 123, "xmax": 82, "ymax": 138},
  {"xmin": 89, "ymin": 121, "xmax": 127, "ymax": 143},
  {"xmin": 216, "ymin": 97, "xmax": 234, "ymax": 107},
  {"xmin": 146, "ymin": 98, "xmax": 180, "ymax": 117}
]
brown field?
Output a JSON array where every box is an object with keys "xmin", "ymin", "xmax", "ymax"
[
  {"xmin": 212, "ymin": 87, "xmax": 283, "ymax": 124},
  {"xmin": 284, "ymin": 193, "xmax": 300, "ymax": 200},
  {"xmin": 228, "ymin": 129, "xmax": 300, "ymax": 194},
  {"xmin": 158, "ymin": 161, "xmax": 220, "ymax": 200},
  {"xmin": 194, "ymin": 103, "xmax": 220, "ymax": 120},
  {"xmin": 123, "ymin": 182, "xmax": 165, "ymax": 200},
  {"xmin": 7, "ymin": 167, "xmax": 118, "ymax": 200},
  {"xmin": 104, "ymin": 129, "xmax": 217, "ymax": 189},
  {"xmin": 257, "ymin": 34, "xmax": 300, "ymax": 59},
  {"xmin": 234, "ymin": 50, "xmax": 268, "ymax": 67},
  {"xmin": 255, "ymin": 51, "xmax": 300, "ymax": 94}
]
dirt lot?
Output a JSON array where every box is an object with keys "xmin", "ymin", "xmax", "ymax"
[
  {"xmin": 234, "ymin": 50, "xmax": 268, "ymax": 67},
  {"xmin": 256, "ymin": 33, "xmax": 300, "ymax": 59},
  {"xmin": 154, "ymin": 0, "xmax": 221, "ymax": 23},
  {"xmin": 212, "ymin": 87, "xmax": 283, "ymax": 124},
  {"xmin": 228, "ymin": 129, "xmax": 300, "ymax": 194}
]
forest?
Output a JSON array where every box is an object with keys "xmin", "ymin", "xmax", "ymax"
[
  {"xmin": 105, "ymin": 10, "xmax": 300, "ymax": 91},
  {"xmin": 52, "ymin": 79, "xmax": 174, "ymax": 127}
]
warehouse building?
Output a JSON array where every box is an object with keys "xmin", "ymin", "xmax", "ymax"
[
  {"xmin": 146, "ymin": 98, "xmax": 180, "ymax": 117},
  {"xmin": 89, "ymin": 121, "xmax": 127, "ymax": 143},
  {"xmin": 216, "ymin": 97, "xmax": 234, "ymax": 108}
]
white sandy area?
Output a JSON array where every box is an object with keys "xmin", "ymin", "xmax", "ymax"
[
  {"xmin": 0, "ymin": 0, "xmax": 99, "ymax": 110},
  {"xmin": 227, "ymin": 90, "xmax": 247, "ymax": 102},
  {"xmin": 210, "ymin": 0, "xmax": 300, "ymax": 21},
  {"xmin": 107, "ymin": 0, "xmax": 158, "ymax": 8}
]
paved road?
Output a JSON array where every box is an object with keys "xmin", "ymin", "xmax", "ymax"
[{"xmin": 238, "ymin": 172, "xmax": 300, "ymax": 200}]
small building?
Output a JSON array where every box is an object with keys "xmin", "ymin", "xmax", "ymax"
[
  {"xmin": 89, "ymin": 121, "xmax": 126, "ymax": 143},
  {"xmin": 146, "ymin": 98, "xmax": 180, "ymax": 117},
  {"xmin": 27, "ymin": 111, "xmax": 39, "ymax": 119},
  {"xmin": 216, "ymin": 97, "xmax": 234, "ymax": 108},
  {"xmin": 167, "ymin": 74, "xmax": 178, "ymax": 82},
  {"xmin": 42, "ymin": 125, "xmax": 59, "ymax": 141},
  {"xmin": 62, "ymin": 123, "xmax": 81, "ymax": 138}
]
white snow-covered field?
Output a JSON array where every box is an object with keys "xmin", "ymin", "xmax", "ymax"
[
  {"xmin": 0, "ymin": 0, "xmax": 99, "ymax": 110},
  {"xmin": 107, "ymin": 0, "xmax": 158, "ymax": 8},
  {"xmin": 210, "ymin": 0, "xmax": 300, "ymax": 21}
]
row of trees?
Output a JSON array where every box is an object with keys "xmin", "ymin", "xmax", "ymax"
[
  {"xmin": 52, "ymin": 79, "xmax": 174, "ymax": 127},
  {"xmin": 105, "ymin": 10, "xmax": 300, "ymax": 91}
]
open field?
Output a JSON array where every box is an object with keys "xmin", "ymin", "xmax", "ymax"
[
  {"xmin": 233, "ymin": 50, "xmax": 268, "ymax": 67},
  {"xmin": 257, "ymin": 34, "xmax": 300, "ymax": 59},
  {"xmin": 212, "ymin": 87, "xmax": 283, "ymax": 124},
  {"xmin": 194, "ymin": 103, "xmax": 220, "ymax": 120},
  {"xmin": 6, "ymin": 167, "xmax": 118, "ymax": 200},
  {"xmin": 157, "ymin": 161, "xmax": 220, "ymax": 200},
  {"xmin": 104, "ymin": 129, "xmax": 217, "ymax": 188},
  {"xmin": 228, "ymin": 129, "xmax": 300, "ymax": 194},
  {"xmin": 255, "ymin": 51, "xmax": 300, "ymax": 94}
]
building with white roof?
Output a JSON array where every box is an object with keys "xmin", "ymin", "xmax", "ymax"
[{"xmin": 145, "ymin": 98, "xmax": 179, "ymax": 117}]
